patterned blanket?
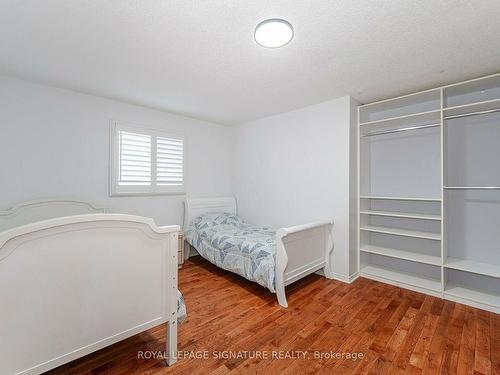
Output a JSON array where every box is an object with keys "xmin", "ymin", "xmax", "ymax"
[{"xmin": 185, "ymin": 212, "xmax": 277, "ymax": 292}]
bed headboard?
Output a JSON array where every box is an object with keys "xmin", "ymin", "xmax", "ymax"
[
  {"xmin": 183, "ymin": 197, "xmax": 237, "ymax": 229},
  {"xmin": 0, "ymin": 199, "xmax": 106, "ymax": 232}
]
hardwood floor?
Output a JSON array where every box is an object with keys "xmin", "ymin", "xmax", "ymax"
[{"xmin": 47, "ymin": 256, "xmax": 499, "ymax": 375}]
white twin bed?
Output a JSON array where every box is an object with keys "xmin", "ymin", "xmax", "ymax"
[
  {"xmin": 0, "ymin": 200, "xmax": 181, "ymax": 375},
  {"xmin": 183, "ymin": 197, "xmax": 334, "ymax": 307}
]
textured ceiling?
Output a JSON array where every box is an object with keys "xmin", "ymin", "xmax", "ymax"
[{"xmin": 1, "ymin": 0, "xmax": 500, "ymax": 125}]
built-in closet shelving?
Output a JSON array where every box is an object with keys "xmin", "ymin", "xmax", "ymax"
[{"xmin": 357, "ymin": 73, "xmax": 500, "ymax": 314}]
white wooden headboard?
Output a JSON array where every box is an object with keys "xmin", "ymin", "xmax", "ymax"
[
  {"xmin": 0, "ymin": 199, "xmax": 106, "ymax": 232},
  {"xmin": 183, "ymin": 197, "xmax": 237, "ymax": 229}
]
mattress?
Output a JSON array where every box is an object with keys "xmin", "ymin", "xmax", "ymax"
[{"xmin": 185, "ymin": 212, "xmax": 276, "ymax": 292}]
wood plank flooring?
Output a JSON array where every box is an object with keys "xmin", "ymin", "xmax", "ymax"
[{"xmin": 47, "ymin": 256, "xmax": 499, "ymax": 375}]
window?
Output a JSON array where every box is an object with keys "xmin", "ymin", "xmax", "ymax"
[{"xmin": 110, "ymin": 121, "xmax": 185, "ymax": 195}]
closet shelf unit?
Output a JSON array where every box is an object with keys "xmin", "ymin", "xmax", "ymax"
[{"xmin": 358, "ymin": 72, "xmax": 500, "ymax": 314}]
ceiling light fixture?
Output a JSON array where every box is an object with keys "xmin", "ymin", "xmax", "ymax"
[{"xmin": 254, "ymin": 18, "xmax": 294, "ymax": 48}]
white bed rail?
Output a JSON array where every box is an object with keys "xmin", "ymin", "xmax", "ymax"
[
  {"xmin": 275, "ymin": 220, "xmax": 334, "ymax": 307},
  {"xmin": 0, "ymin": 213, "xmax": 179, "ymax": 375}
]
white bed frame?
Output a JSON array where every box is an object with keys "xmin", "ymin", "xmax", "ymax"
[
  {"xmin": 183, "ymin": 197, "xmax": 334, "ymax": 308},
  {"xmin": 0, "ymin": 200, "xmax": 180, "ymax": 375}
]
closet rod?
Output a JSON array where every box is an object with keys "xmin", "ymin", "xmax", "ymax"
[
  {"xmin": 444, "ymin": 186, "xmax": 500, "ymax": 190},
  {"xmin": 362, "ymin": 123, "xmax": 440, "ymax": 137},
  {"xmin": 444, "ymin": 107, "xmax": 500, "ymax": 120}
]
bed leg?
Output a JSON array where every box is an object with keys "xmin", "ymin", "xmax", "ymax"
[
  {"xmin": 323, "ymin": 264, "xmax": 334, "ymax": 279},
  {"xmin": 276, "ymin": 285, "xmax": 288, "ymax": 308},
  {"xmin": 323, "ymin": 225, "xmax": 335, "ymax": 279},
  {"xmin": 166, "ymin": 319, "xmax": 177, "ymax": 366}
]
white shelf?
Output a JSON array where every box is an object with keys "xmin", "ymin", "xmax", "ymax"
[
  {"xmin": 445, "ymin": 283, "xmax": 500, "ymax": 312},
  {"xmin": 360, "ymin": 195, "xmax": 441, "ymax": 202},
  {"xmin": 361, "ymin": 264, "xmax": 442, "ymax": 293},
  {"xmin": 443, "ymin": 98, "xmax": 500, "ymax": 119},
  {"xmin": 444, "ymin": 186, "xmax": 500, "ymax": 190},
  {"xmin": 360, "ymin": 225, "xmax": 441, "ymax": 241},
  {"xmin": 443, "ymin": 72, "xmax": 500, "ymax": 89},
  {"xmin": 360, "ymin": 210, "xmax": 441, "ymax": 221},
  {"xmin": 359, "ymin": 109, "xmax": 440, "ymax": 128},
  {"xmin": 360, "ymin": 245, "xmax": 441, "ymax": 266},
  {"xmin": 445, "ymin": 258, "xmax": 500, "ymax": 278},
  {"xmin": 359, "ymin": 87, "xmax": 440, "ymax": 109}
]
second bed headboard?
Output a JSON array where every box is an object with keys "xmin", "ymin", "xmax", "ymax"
[
  {"xmin": 0, "ymin": 199, "xmax": 105, "ymax": 232},
  {"xmin": 183, "ymin": 197, "xmax": 237, "ymax": 229}
]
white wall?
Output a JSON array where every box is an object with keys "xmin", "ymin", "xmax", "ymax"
[
  {"xmin": 233, "ymin": 96, "xmax": 358, "ymax": 280},
  {"xmin": 0, "ymin": 76, "xmax": 233, "ymax": 226},
  {"xmin": 0, "ymin": 76, "xmax": 359, "ymax": 279}
]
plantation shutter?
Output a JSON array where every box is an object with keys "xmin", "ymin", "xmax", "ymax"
[
  {"xmin": 156, "ymin": 136, "xmax": 184, "ymax": 186},
  {"xmin": 118, "ymin": 131, "xmax": 152, "ymax": 186},
  {"xmin": 112, "ymin": 122, "xmax": 185, "ymax": 195}
]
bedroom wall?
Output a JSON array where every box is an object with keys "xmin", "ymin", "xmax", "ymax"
[
  {"xmin": 0, "ymin": 75, "xmax": 359, "ymax": 281},
  {"xmin": 0, "ymin": 76, "xmax": 233, "ymax": 226},
  {"xmin": 233, "ymin": 96, "xmax": 359, "ymax": 281}
]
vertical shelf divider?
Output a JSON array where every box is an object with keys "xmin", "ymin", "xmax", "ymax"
[{"xmin": 440, "ymin": 86, "xmax": 445, "ymax": 295}]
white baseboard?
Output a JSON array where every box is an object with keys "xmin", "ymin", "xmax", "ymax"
[
  {"xmin": 332, "ymin": 271, "xmax": 359, "ymax": 284},
  {"xmin": 348, "ymin": 271, "xmax": 359, "ymax": 283}
]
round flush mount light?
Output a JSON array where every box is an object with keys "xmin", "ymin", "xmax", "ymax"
[{"xmin": 254, "ymin": 18, "xmax": 294, "ymax": 48}]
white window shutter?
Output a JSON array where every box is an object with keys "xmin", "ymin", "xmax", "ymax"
[
  {"xmin": 111, "ymin": 122, "xmax": 185, "ymax": 195},
  {"xmin": 118, "ymin": 131, "xmax": 152, "ymax": 186},
  {"xmin": 156, "ymin": 137, "xmax": 183, "ymax": 186}
]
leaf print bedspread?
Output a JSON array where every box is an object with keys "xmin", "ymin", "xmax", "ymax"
[{"xmin": 185, "ymin": 212, "xmax": 276, "ymax": 292}]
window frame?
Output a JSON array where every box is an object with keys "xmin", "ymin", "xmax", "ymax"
[{"xmin": 109, "ymin": 120, "xmax": 186, "ymax": 196}]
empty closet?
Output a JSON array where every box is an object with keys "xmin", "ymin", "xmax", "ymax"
[{"xmin": 358, "ymin": 73, "xmax": 500, "ymax": 314}]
